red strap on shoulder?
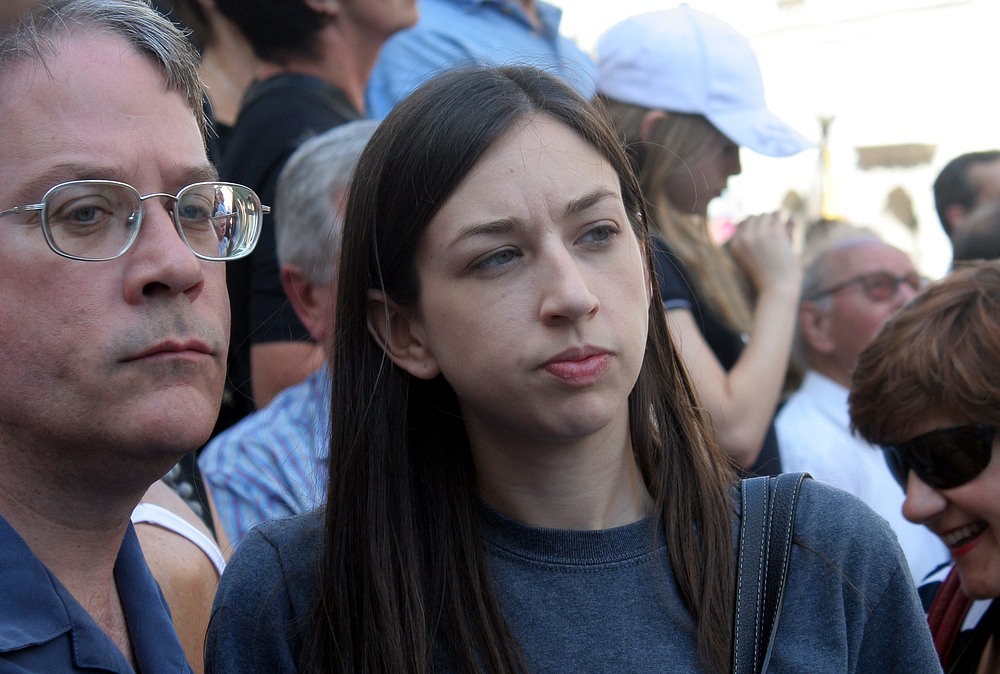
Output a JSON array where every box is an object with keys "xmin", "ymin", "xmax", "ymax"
[{"xmin": 927, "ymin": 566, "xmax": 973, "ymax": 666}]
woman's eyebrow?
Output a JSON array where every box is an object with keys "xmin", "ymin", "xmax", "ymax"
[
  {"xmin": 564, "ymin": 188, "xmax": 618, "ymax": 217},
  {"xmin": 447, "ymin": 216, "xmax": 524, "ymax": 251}
]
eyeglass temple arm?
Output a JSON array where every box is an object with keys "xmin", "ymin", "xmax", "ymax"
[{"xmin": 0, "ymin": 203, "xmax": 44, "ymax": 218}]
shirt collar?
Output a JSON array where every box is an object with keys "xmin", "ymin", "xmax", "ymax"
[
  {"xmin": 442, "ymin": 0, "xmax": 563, "ymax": 35},
  {"xmin": 0, "ymin": 513, "xmax": 189, "ymax": 673},
  {"xmin": 308, "ymin": 365, "xmax": 333, "ymax": 462},
  {"xmin": 0, "ymin": 512, "xmax": 72, "ymax": 652},
  {"xmin": 800, "ymin": 370, "xmax": 851, "ymax": 430},
  {"xmin": 115, "ymin": 524, "xmax": 190, "ymax": 672}
]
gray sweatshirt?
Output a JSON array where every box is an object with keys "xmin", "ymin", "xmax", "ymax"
[{"xmin": 205, "ymin": 479, "xmax": 943, "ymax": 673}]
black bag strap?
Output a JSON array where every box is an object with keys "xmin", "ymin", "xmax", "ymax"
[{"xmin": 732, "ymin": 472, "xmax": 810, "ymax": 674}]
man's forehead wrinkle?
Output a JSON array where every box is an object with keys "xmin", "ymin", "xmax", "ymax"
[
  {"xmin": 3, "ymin": 164, "xmax": 123, "ymax": 206},
  {"xmin": 2, "ymin": 28, "xmax": 121, "ymax": 89}
]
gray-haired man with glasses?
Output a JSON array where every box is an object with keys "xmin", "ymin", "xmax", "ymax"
[
  {"xmin": 775, "ymin": 224, "xmax": 949, "ymax": 586},
  {"xmin": 0, "ymin": 1, "xmax": 262, "ymax": 672}
]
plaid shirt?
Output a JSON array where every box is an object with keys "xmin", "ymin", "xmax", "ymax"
[{"xmin": 199, "ymin": 367, "xmax": 330, "ymax": 546}]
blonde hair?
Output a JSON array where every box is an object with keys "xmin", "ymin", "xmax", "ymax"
[{"xmin": 599, "ymin": 96, "xmax": 752, "ymax": 333}]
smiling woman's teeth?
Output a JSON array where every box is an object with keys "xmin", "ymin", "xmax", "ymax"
[{"xmin": 942, "ymin": 522, "xmax": 988, "ymax": 548}]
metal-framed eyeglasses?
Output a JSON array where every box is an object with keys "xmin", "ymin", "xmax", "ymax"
[
  {"xmin": 0, "ymin": 180, "xmax": 267, "ymax": 262},
  {"xmin": 806, "ymin": 271, "xmax": 924, "ymax": 303}
]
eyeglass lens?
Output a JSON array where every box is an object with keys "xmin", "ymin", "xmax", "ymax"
[
  {"xmin": 42, "ymin": 181, "xmax": 259, "ymax": 261},
  {"xmin": 860, "ymin": 272, "xmax": 921, "ymax": 301},
  {"xmin": 175, "ymin": 183, "xmax": 255, "ymax": 259},
  {"xmin": 43, "ymin": 182, "xmax": 141, "ymax": 260},
  {"xmin": 883, "ymin": 424, "xmax": 996, "ymax": 490}
]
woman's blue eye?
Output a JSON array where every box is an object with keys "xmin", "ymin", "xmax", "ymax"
[{"xmin": 472, "ymin": 248, "xmax": 519, "ymax": 271}]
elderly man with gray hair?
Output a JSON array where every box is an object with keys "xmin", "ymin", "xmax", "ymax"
[
  {"xmin": 200, "ymin": 120, "xmax": 379, "ymax": 546},
  {"xmin": 776, "ymin": 224, "xmax": 948, "ymax": 583}
]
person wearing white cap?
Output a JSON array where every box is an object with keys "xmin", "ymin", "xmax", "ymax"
[{"xmin": 597, "ymin": 4, "xmax": 811, "ymax": 475}]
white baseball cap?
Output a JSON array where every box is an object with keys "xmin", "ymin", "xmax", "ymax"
[{"xmin": 596, "ymin": 4, "xmax": 812, "ymax": 157}]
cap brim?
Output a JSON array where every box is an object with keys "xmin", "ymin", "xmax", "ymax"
[{"xmin": 707, "ymin": 108, "xmax": 814, "ymax": 157}]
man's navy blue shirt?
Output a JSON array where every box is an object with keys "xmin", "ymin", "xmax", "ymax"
[{"xmin": 0, "ymin": 511, "xmax": 192, "ymax": 673}]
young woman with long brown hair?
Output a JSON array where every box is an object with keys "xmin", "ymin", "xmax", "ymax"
[{"xmin": 204, "ymin": 65, "xmax": 939, "ymax": 674}]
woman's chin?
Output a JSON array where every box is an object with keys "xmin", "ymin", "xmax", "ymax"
[{"xmin": 955, "ymin": 549, "xmax": 1000, "ymax": 600}]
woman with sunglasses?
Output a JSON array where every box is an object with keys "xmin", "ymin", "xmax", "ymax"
[
  {"xmin": 851, "ymin": 261, "xmax": 1000, "ymax": 673},
  {"xmin": 205, "ymin": 65, "xmax": 939, "ymax": 674}
]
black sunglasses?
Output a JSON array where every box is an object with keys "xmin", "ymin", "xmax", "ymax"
[{"xmin": 881, "ymin": 424, "xmax": 998, "ymax": 490}]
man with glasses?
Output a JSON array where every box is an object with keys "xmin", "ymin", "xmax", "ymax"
[
  {"xmin": 0, "ymin": 1, "xmax": 262, "ymax": 671},
  {"xmin": 775, "ymin": 225, "xmax": 949, "ymax": 584}
]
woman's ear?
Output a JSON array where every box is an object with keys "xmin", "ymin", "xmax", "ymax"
[{"xmin": 366, "ymin": 290, "xmax": 441, "ymax": 380}]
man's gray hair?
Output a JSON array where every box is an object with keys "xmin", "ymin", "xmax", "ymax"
[
  {"xmin": 800, "ymin": 223, "xmax": 882, "ymax": 306},
  {"xmin": 0, "ymin": 0, "xmax": 207, "ymax": 137},
  {"xmin": 275, "ymin": 120, "xmax": 380, "ymax": 285},
  {"xmin": 793, "ymin": 222, "xmax": 882, "ymax": 368}
]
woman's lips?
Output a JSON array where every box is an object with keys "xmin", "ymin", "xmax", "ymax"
[
  {"xmin": 542, "ymin": 352, "xmax": 611, "ymax": 387},
  {"xmin": 942, "ymin": 521, "xmax": 988, "ymax": 558}
]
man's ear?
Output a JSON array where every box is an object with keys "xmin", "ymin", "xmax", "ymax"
[
  {"xmin": 366, "ymin": 290, "xmax": 440, "ymax": 380},
  {"xmin": 638, "ymin": 109, "xmax": 668, "ymax": 143},
  {"xmin": 944, "ymin": 203, "xmax": 968, "ymax": 236},
  {"xmin": 799, "ymin": 301, "xmax": 835, "ymax": 356},
  {"xmin": 281, "ymin": 265, "xmax": 332, "ymax": 342}
]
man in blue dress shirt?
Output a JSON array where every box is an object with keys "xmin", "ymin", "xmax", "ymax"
[
  {"xmin": 0, "ymin": 1, "xmax": 241, "ymax": 671},
  {"xmin": 366, "ymin": 0, "xmax": 596, "ymax": 119},
  {"xmin": 200, "ymin": 121, "xmax": 379, "ymax": 546}
]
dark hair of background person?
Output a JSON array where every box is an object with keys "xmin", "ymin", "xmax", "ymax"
[
  {"xmin": 933, "ymin": 150, "xmax": 1000, "ymax": 237},
  {"xmin": 213, "ymin": 0, "xmax": 325, "ymax": 63},
  {"xmin": 307, "ymin": 65, "xmax": 738, "ymax": 674},
  {"xmin": 151, "ymin": 0, "xmax": 208, "ymax": 51},
  {"xmin": 849, "ymin": 260, "xmax": 1000, "ymax": 445}
]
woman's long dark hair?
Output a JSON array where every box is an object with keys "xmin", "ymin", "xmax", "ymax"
[{"xmin": 305, "ymin": 66, "xmax": 737, "ymax": 674}]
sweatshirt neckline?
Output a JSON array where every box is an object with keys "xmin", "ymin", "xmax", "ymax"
[{"xmin": 478, "ymin": 501, "xmax": 663, "ymax": 566}]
